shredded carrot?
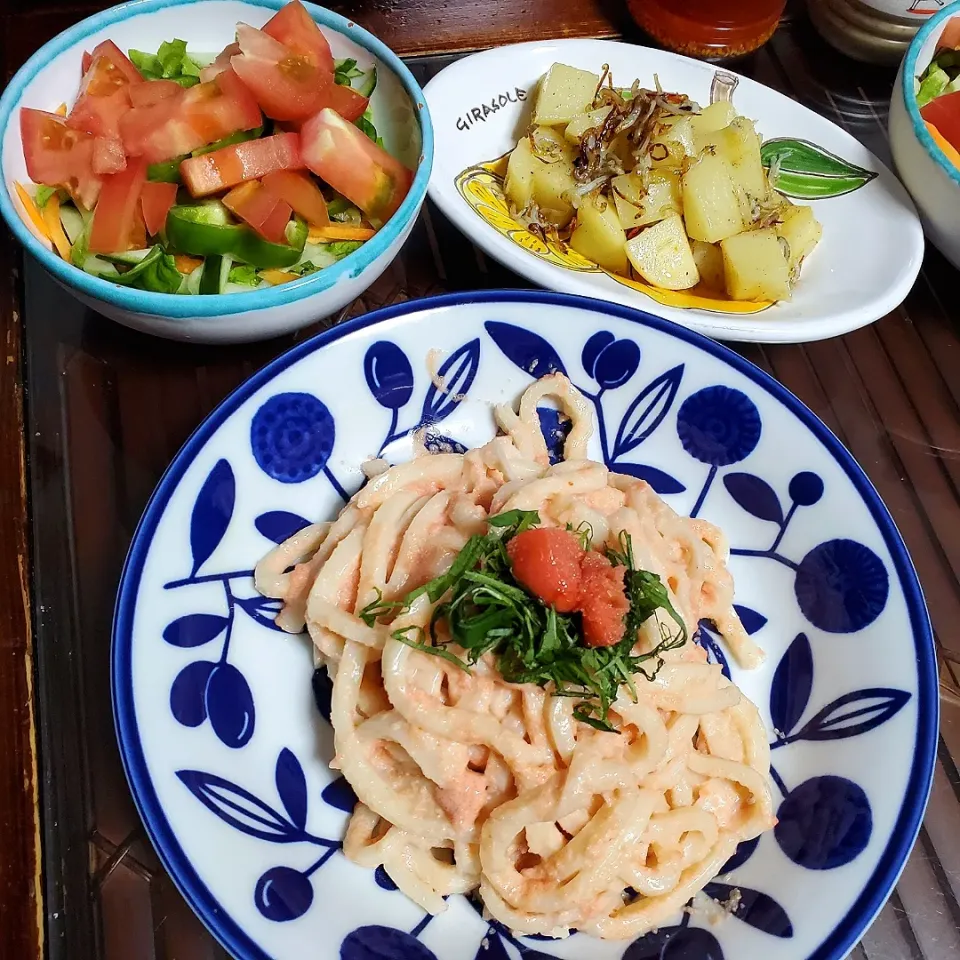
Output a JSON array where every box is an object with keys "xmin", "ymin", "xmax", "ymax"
[
  {"xmin": 925, "ymin": 121, "xmax": 960, "ymax": 170},
  {"xmin": 308, "ymin": 224, "xmax": 376, "ymax": 242},
  {"xmin": 56, "ymin": 102, "xmax": 67, "ymax": 116},
  {"xmin": 174, "ymin": 254, "xmax": 204, "ymax": 274},
  {"xmin": 43, "ymin": 193, "xmax": 72, "ymax": 259},
  {"xmin": 14, "ymin": 182, "xmax": 51, "ymax": 241},
  {"xmin": 260, "ymin": 269, "xmax": 298, "ymax": 285}
]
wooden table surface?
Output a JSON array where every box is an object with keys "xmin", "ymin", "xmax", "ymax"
[{"xmin": 2, "ymin": 2, "xmax": 960, "ymax": 959}]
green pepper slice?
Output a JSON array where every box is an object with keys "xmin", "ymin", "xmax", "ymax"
[
  {"xmin": 165, "ymin": 204, "xmax": 307, "ymax": 268},
  {"xmin": 147, "ymin": 155, "xmax": 188, "ymax": 183},
  {"xmin": 192, "ymin": 125, "xmax": 264, "ymax": 157}
]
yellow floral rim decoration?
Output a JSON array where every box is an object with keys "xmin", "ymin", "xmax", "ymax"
[{"xmin": 454, "ymin": 156, "xmax": 772, "ymax": 316}]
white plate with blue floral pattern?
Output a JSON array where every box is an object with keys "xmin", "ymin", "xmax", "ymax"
[{"xmin": 113, "ymin": 291, "xmax": 937, "ymax": 960}]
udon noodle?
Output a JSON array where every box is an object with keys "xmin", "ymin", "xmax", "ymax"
[{"xmin": 255, "ymin": 374, "xmax": 774, "ymax": 940}]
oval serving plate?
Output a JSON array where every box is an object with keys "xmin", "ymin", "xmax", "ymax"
[
  {"xmin": 113, "ymin": 291, "xmax": 936, "ymax": 960},
  {"xmin": 423, "ymin": 40, "xmax": 924, "ymax": 344}
]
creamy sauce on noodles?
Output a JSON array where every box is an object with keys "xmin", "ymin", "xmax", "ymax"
[{"xmin": 255, "ymin": 374, "xmax": 775, "ymax": 940}]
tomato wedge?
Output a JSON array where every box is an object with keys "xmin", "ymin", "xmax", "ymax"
[
  {"xmin": 180, "ymin": 131, "xmax": 303, "ymax": 197},
  {"xmin": 92, "ymin": 136, "xmax": 127, "ymax": 175},
  {"xmin": 81, "ymin": 50, "xmax": 93, "ymax": 75},
  {"xmin": 223, "ymin": 180, "xmax": 292, "ymax": 242},
  {"xmin": 922, "ymin": 91, "xmax": 960, "ymax": 155},
  {"xmin": 88, "ymin": 40, "xmax": 143, "ymax": 86},
  {"xmin": 67, "ymin": 55, "xmax": 134, "ymax": 138},
  {"xmin": 262, "ymin": 0, "xmax": 334, "ymax": 76},
  {"xmin": 181, "ymin": 68, "xmax": 262, "ymax": 143},
  {"xmin": 140, "ymin": 180, "xmax": 178, "ymax": 236},
  {"xmin": 129, "ymin": 79, "xmax": 182, "ymax": 108},
  {"xmin": 939, "ymin": 17, "xmax": 960, "ymax": 52},
  {"xmin": 89, "ymin": 157, "xmax": 147, "ymax": 253},
  {"xmin": 300, "ymin": 108, "xmax": 412, "ymax": 223},
  {"xmin": 121, "ymin": 71, "xmax": 261, "ymax": 163},
  {"xmin": 261, "ymin": 170, "xmax": 329, "ymax": 226},
  {"xmin": 200, "ymin": 42, "xmax": 241, "ymax": 82},
  {"xmin": 230, "ymin": 24, "xmax": 330, "ymax": 121},
  {"xmin": 21, "ymin": 108, "xmax": 102, "ymax": 209},
  {"xmin": 320, "ymin": 83, "xmax": 369, "ymax": 123}
]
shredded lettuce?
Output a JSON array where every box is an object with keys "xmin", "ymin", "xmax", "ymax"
[
  {"xmin": 129, "ymin": 39, "xmax": 202, "ymax": 87},
  {"xmin": 110, "ymin": 245, "xmax": 183, "ymax": 293},
  {"xmin": 227, "ymin": 263, "xmax": 259, "ymax": 286},
  {"xmin": 325, "ymin": 241, "xmax": 363, "ymax": 258},
  {"xmin": 918, "ymin": 65, "xmax": 950, "ymax": 108}
]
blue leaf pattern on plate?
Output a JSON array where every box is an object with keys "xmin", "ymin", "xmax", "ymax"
[
  {"xmin": 485, "ymin": 321, "xmax": 567, "ymax": 377},
  {"xmin": 703, "ymin": 882, "xmax": 793, "ymax": 938},
  {"xmin": 612, "ymin": 462, "xmax": 686, "ymax": 495},
  {"xmin": 163, "ymin": 613, "xmax": 228, "ymax": 648},
  {"xmin": 786, "ymin": 688, "xmax": 910, "ymax": 744},
  {"xmin": 420, "ymin": 338, "xmax": 480, "ymax": 426},
  {"xmin": 624, "ymin": 925, "xmax": 723, "ymax": 959},
  {"xmin": 322, "ymin": 775, "xmax": 358, "ymax": 813},
  {"xmin": 341, "ymin": 926, "xmax": 439, "ymax": 960},
  {"xmin": 770, "ymin": 633, "xmax": 813, "ymax": 738},
  {"xmin": 176, "ymin": 769, "xmax": 305, "ymax": 842},
  {"xmin": 276, "ymin": 747, "xmax": 308, "ymax": 831},
  {"xmin": 189, "ymin": 458, "xmax": 235, "ymax": 577},
  {"xmin": 720, "ymin": 835, "xmax": 760, "ymax": 875},
  {"xmin": 255, "ymin": 510, "xmax": 312, "ymax": 544},
  {"xmin": 612, "ymin": 364, "xmax": 684, "ymax": 459},
  {"xmin": 723, "ymin": 472, "xmax": 783, "ymax": 524},
  {"xmin": 312, "ymin": 667, "xmax": 333, "ymax": 724},
  {"xmin": 733, "ymin": 604, "xmax": 767, "ymax": 635}
]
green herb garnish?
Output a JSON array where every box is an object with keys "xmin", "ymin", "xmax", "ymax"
[{"xmin": 364, "ymin": 510, "xmax": 687, "ymax": 731}]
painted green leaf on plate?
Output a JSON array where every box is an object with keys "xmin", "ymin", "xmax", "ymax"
[{"xmin": 760, "ymin": 138, "xmax": 877, "ymax": 199}]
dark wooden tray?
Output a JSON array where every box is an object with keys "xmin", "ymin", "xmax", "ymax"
[{"xmin": 3, "ymin": 6, "xmax": 960, "ymax": 959}]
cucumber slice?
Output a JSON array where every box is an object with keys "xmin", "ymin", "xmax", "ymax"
[
  {"xmin": 101, "ymin": 248, "xmax": 154, "ymax": 266},
  {"xmin": 59, "ymin": 205, "xmax": 85, "ymax": 244},
  {"xmin": 180, "ymin": 263, "xmax": 204, "ymax": 295},
  {"xmin": 80, "ymin": 255, "xmax": 120, "ymax": 278},
  {"xmin": 199, "ymin": 254, "xmax": 232, "ymax": 295},
  {"xmin": 357, "ymin": 66, "xmax": 378, "ymax": 99}
]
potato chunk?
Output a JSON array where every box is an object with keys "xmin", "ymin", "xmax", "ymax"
[
  {"xmin": 564, "ymin": 106, "xmax": 612, "ymax": 144},
  {"xmin": 612, "ymin": 170, "xmax": 682, "ymax": 229},
  {"xmin": 504, "ymin": 137, "xmax": 540, "ymax": 211},
  {"xmin": 534, "ymin": 64, "xmax": 599, "ymax": 125},
  {"xmin": 721, "ymin": 228, "xmax": 791, "ymax": 301},
  {"xmin": 714, "ymin": 118, "xmax": 767, "ymax": 201},
  {"xmin": 690, "ymin": 102, "xmax": 737, "ymax": 152},
  {"xmin": 531, "ymin": 159, "xmax": 577, "ymax": 227},
  {"xmin": 571, "ymin": 197, "xmax": 628, "ymax": 274},
  {"xmin": 682, "ymin": 153, "xmax": 744, "ymax": 243},
  {"xmin": 625, "ymin": 212, "xmax": 699, "ymax": 290},
  {"xmin": 691, "ymin": 240, "xmax": 725, "ymax": 291},
  {"xmin": 775, "ymin": 204, "xmax": 822, "ymax": 275}
]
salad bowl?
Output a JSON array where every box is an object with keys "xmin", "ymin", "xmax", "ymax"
[
  {"xmin": 0, "ymin": 0, "xmax": 433, "ymax": 343},
  {"xmin": 890, "ymin": 1, "xmax": 960, "ymax": 272}
]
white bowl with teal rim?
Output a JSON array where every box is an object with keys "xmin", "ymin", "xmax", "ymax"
[
  {"xmin": 889, "ymin": 0, "xmax": 960, "ymax": 271},
  {"xmin": 0, "ymin": 0, "xmax": 432, "ymax": 344}
]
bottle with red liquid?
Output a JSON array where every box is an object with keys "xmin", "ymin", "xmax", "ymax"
[{"xmin": 627, "ymin": 0, "xmax": 787, "ymax": 59}]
